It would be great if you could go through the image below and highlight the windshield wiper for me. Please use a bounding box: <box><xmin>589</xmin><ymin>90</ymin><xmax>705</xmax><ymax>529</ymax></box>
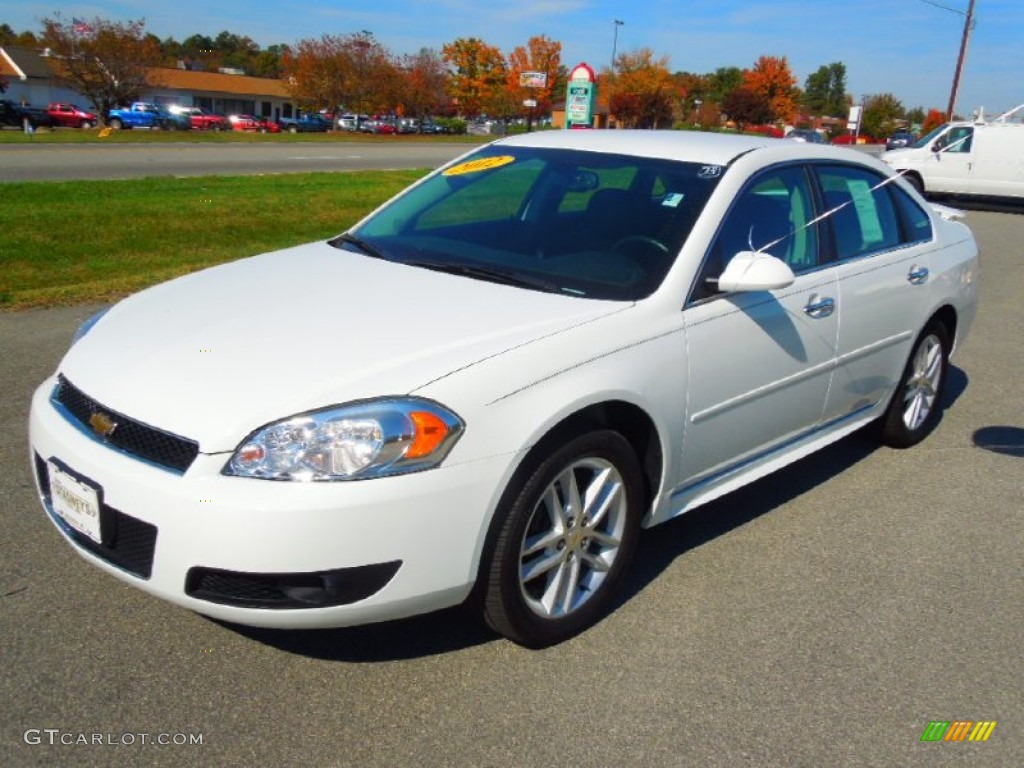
<box><xmin>332</xmin><ymin>232</ymin><xmax>390</xmax><ymax>261</ymax></box>
<box><xmin>404</xmin><ymin>259</ymin><xmax>563</xmax><ymax>293</ymax></box>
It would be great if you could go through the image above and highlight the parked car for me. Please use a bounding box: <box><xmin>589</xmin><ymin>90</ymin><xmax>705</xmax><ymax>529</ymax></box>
<box><xmin>227</xmin><ymin>114</ymin><xmax>260</xmax><ymax>132</ymax></box>
<box><xmin>419</xmin><ymin>120</ymin><xmax>450</xmax><ymax>135</ymax></box>
<box><xmin>257</xmin><ymin>117</ymin><xmax>282</xmax><ymax>134</ymax></box>
<box><xmin>107</xmin><ymin>102</ymin><xmax>187</xmax><ymax>130</ymax></box>
<box><xmin>337</xmin><ymin>114</ymin><xmax>368</xmax><ymax>131</ymax></box>
<box><xmin>886</xmin><ymin>131</ymin><xmax>918</xmax><ymax>150</ymax></box>
<box><xmin>47</xmin><ymin>103</ymin><xmax>99</xmax><ymax>129</ymax></box>
<box><xmin>0</xmin><ymin>99</ymin><xmax>54</xmax><ymax>128</ymax></box>
<box><xmin>786</xmin><ymin>128</ymin><xmax>826</xmax><ymax>144</ymax></box>
<box><xmin>277</xmin><ymin>114</ymin><xmax>331</xmax><ymax>133</ymax></box>
<box><xmin>360</xmin><ymin>118</ymin><xmax>397</xmax><ymax>135</ymax></box>
<box><xmin>29</xmin><ymin>131</ymin><xmax>979</xmax><ymax>648</ymax></box>
<box><xmin>168</xmin><ymin>105</ymin><xmax>226</xmax><ymax>131</ymax></box>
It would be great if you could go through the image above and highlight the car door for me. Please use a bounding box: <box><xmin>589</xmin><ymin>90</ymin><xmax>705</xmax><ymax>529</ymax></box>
<box><xmin>815</xmin><ymin>164</ymin><xmax>935</xmax><ymax>423</ymax></box>
<box><xmin>679</xmin><ymin>164</ymin><xmax>838</xmax><ymax>485</ymax></box>
<box><xmin>926</xmin><ymin>125</ymin><xmax>975</xmax><ymax>194</ymax></box>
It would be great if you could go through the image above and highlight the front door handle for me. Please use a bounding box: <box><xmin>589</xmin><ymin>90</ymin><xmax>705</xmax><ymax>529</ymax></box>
<box><xmin>804</xmin><ymin>295</ymin><xmax>835</xmax><ymax>319</ymax></box>
<box><xmin>907</xmin><ymin>265</ymin><xmax>929</xmax><ymax>285</ymax></box>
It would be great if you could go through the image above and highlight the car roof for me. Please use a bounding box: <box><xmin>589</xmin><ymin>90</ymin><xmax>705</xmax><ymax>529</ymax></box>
<box><xmin>492</xmin><ymin>129</ymin><xmax>889</xmax><ymax>177</ymax></box>
<box><xmin>494</xmin><ymin>129</ymin><xmax>783</xmax><ymax>166</ymax></box>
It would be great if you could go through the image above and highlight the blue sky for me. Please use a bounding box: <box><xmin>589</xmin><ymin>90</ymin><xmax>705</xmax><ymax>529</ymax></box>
<box><xmin>6</xmin><ymin>1</ymin><xmax>1022</xmax><ymax>116</ymax></box>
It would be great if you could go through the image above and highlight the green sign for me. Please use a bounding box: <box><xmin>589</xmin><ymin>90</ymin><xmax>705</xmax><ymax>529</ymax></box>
<box><xmin>566</xmin><ymin>82</ymin><xmax>594</xmax><ymax>127</ymax></box>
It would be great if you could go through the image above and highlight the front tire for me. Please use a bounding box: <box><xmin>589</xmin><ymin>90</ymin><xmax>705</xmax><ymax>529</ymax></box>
<box><xmin>876</xmin><ymin>320</ymin><xmax>950</xmax><ymax>448</ymax></box>
<box><xmin>483</xmin><ymin>430</ymin><xmax>644</xmax><ymax>647</ymax></box>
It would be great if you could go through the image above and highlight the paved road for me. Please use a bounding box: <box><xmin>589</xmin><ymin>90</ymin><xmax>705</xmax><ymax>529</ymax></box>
<box><xmin>0</xmin><ymin>141</ymin><xmax>473</xmax><ymax>181</ymax></box>
<box><xmin>1</xmin><ymin>211</ymin><xmax>1021</xmax><ymax>767</ymax></box>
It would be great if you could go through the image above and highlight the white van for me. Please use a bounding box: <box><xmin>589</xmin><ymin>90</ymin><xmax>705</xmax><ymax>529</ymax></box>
<box><xmin>881</xmin><ymin>104</ymin><xmax>1024</xmax><ymax>201</ymax></box>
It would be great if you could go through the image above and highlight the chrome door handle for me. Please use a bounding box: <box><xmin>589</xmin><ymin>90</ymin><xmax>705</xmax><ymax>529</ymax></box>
<box><xmin>804</xmin><ymin>295</ymin><xmax>835</xmax><ymax>318</ymax></box>
<box><xmin>907</xmin><ymin>265</ymin><xmax>930</xmax><ymax>285</ymax></box>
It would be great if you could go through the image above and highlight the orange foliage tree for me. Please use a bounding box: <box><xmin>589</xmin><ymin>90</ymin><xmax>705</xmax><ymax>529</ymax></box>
<box><xmin>441</xmin><ymin>37</ymin><xmax>506</xmax><ymax>118</ymax></box>
<box><xmin>282</xmin><ymin>32</ymin><xmax>399</xmax><ymax>115</ymax></box>
<box><xmin>608</xmin><ymin>48</ymin><xmax>677</xmax><ymax>128</ymax></box>
<box><xmin>398</xmin><ymin>48</ymin><xmax>449</xmax><ymax>123</ymax></box>
<box><xmin>40</xmin><ymin>14</ymin><xmax>164</xmax><ymax>121</ymax></box>
<box><xmin>743</xmin><ymin>55</ymin><xmax>799</xmax><ymax>123</ymax></box>
<box><xmin>506</xmin><ymin>35</ymin><xmax>562</xmax><ymax>128</ymax></box>
<box><xmin>920</xmin><ymin>108</ymin><xmax>946</xmax><ymax>135</ymax></box>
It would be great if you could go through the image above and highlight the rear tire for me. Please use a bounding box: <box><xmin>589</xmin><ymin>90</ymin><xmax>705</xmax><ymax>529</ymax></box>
<box><xmin>876</xmin><ymin>320</ymin><xmax>950</xmax><ymax>448</ymax></box>
<box><xmin>109</xmin><ymin>118</ymin><xmax>123</xmax><ymax>130</ymax></box>
<box><xmin>483</xmin><ymin>430</ymin><xmax>643</xmax><ymax>647</ymax></box>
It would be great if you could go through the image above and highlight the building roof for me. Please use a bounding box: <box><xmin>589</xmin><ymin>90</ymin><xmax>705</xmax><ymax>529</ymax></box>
<box><xmin>0</xmin><ymin>46</ymin><xmax>291</xmax><ymax>99</ymax></box>
<box><xmin>149</xmin><ymin>67</ymin><xmax>290</xmax><ymax>98</ymax></box>
<box><xmin>1</xmin><ymin>46</ymin><xmax>55</xmax><ymax>80</ymax></box>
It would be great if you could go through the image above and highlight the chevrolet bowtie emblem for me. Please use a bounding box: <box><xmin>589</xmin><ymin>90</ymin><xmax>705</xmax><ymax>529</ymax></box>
<box><xmin>88</xmin><ymin>411</ymin><xmax>118</xmax><ymax>438</ymax></box>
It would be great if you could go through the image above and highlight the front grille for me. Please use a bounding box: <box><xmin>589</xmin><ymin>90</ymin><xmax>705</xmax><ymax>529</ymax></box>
<box><xmin>35</xmin><ymin>453</ymin><xmax>157</xmax><ymax>579</ymax></box>
<box><xmin>53</xmin><ymin>376</ymin><xmax>199</xmax><ymax>473</ymax></box>
<box><xmin>185</xmin><ymin>561</ymin><xmax>402</xmax><ymax>609</ymax></box>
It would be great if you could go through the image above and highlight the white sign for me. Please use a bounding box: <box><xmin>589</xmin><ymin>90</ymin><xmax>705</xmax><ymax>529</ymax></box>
<box><xmin>520</xmin><ymin>72</ymin><xmax>547</xmax><ymax>88</ymax></box>
<box><xmin>523</xmin><ymin>99</ymin><xmax>537</xmax><ymax>108</ymax></box>
<box><xmin>847</xmin><ymin>105</ymin><xmax>863</xmax><ymax>131</ymax></box>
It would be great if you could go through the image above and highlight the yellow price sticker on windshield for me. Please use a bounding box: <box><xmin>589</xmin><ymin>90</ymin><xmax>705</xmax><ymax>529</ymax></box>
<box><xmin>443</xmin><ymin>155</ymin><xmax>516</xmax><ymax>176</ymax></box>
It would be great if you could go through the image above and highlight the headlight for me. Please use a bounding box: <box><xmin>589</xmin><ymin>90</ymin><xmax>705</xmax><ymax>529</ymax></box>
<box><xmin>223</xmin><ymin>398</ymin><xmax>464</xmax><ymax>481</ymax></box>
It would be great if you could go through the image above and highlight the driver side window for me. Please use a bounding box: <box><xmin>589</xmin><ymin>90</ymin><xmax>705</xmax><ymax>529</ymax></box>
<box><xmin>692</xmin><ymin>166</ymin><xmax>819</xmax><ymax>302</ymax></box>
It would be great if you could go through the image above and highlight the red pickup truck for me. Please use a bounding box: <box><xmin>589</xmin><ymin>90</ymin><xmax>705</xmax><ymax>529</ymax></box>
<box><xmin>168</xmin><ymin>105</ymin><xmax>227</xmax><ymax>131</ymax></box>
<box><xmin>48</xmin><ymin>103</ymin><xmax>98</xmax><ymax>128</ymax></box>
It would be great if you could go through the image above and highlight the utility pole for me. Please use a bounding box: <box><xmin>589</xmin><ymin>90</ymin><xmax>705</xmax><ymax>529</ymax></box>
<box><xmin>946</xmin><ymin>0</ymin><xmax>976</xmax><ymax>120</ymax></box>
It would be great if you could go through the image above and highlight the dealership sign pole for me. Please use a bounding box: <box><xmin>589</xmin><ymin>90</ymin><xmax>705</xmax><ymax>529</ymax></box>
<box><xmin>520</xmin><ymin>71</ymin><xmax>547</xmax><ymax>132</ymax></box>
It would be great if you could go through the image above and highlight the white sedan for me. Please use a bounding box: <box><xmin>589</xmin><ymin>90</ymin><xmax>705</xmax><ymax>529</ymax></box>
<box><xmin>29</xmin><ymin>130</ymin><xmax>979</xmax><ymax>647</ymax></box>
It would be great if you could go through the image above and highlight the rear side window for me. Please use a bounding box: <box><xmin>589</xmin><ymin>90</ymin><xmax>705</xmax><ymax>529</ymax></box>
<box><xmin>891</xmin><ymin>184</ymin><xmax>933</xmax><ymax>244</ymax></box>
<box><xmin>815</xmin><ymin>166</ymin><xmax>901</xmax><ymax>260</ymax></box>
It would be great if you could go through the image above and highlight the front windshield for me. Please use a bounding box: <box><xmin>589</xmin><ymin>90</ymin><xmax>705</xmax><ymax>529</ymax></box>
<box><xmin>339</xmin><ymin>146</ymin><xmax>723</xmax><ymax>301</ymax></box>
<box><xmin>913</xmin><ymin>123</ymin><xmax>949</xmax><ymax>149</ymax></box>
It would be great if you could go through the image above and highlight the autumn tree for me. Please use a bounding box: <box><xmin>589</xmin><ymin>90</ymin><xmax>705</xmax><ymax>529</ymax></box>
<box><xmin>608</xmin><ymin>48</ymin><xmax>676</xmax><ymax>129</ymax></box>
<box><xmin>283</xmin><ymin>32</ymin><xmax>399</xmax><ymax>115</ymax></box>
<box><xmin>919</xmin><ymin>108</ymin><xmax>946</xmax><ymax>135</ymax></box>
<box><xmin>861</xmin><ymin>92</ymin><xmax>904</xmax><ymax>139</ymax></box>
<box><xmin>398</xmin><ymin>48</ymin><xmax>449</xmax><ymax>126</ymax></box>
<box><xmin>441</xmin><ymin>37</ymin><xmax>506</xmax><ymax>118</ymax></box>
<box><xmin>506</xmin><ymin>35</ymin><xmax>562</xmax><ymax>129</ymax></box>
<box><xmin>722</xmin><ymin>88</ymin><xmax>772</xmax><ymax>131</ymax></box>
<box><xmin>705</xmin><ymin>66</ymin><xmax>744</xmax><ymax>105</ymax></box>
<box><xmin>802</xmin><ymin>62</ymin><xmax>847</xmax><ymax>117</ymax></box>
<box><xmin>40</xmin><ymin>15</ymin><xmax>165</xmax><ymax>122</ymax></box>
<box><xmin>743</xmin><ymin>55</ymin><xmax>798</xmax><ymax>123</ymax></box>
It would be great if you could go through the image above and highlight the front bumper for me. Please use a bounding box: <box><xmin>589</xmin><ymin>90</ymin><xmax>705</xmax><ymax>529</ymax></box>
<box><xmin>29</xmin><ymin>377</ymin><xmax>511</xmax><ymax>629</ymax></box>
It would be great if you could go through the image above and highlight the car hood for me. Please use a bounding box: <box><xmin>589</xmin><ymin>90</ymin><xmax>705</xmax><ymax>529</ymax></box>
<box><xmin>60</xmin><ymin>242</ymin><xmax>626</xmax><ymax>452</ymax></box>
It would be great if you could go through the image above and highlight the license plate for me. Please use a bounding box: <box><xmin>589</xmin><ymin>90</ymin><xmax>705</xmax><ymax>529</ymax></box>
<box><xmin>47</xmin><ymin>461</ymin><xmax>102</xmax><ymax>544</ymax></box>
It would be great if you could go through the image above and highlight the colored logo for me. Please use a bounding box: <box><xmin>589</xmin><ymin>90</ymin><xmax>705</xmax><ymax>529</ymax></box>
<box><xmin>88</xmin><ymin>411</ymin><xmax>118</xmax><ymax>438</ymax></box>
<box><xmin>920</xmin><ymin>720</ymin><xmax>997</xmax><ymax>742</ymax></box>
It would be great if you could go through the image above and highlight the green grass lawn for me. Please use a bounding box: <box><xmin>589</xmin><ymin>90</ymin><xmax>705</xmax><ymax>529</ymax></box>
<box><xmin>0</xmin><ymin>170</ymin><xmax>427</xmax><ymax>309</ymax></box>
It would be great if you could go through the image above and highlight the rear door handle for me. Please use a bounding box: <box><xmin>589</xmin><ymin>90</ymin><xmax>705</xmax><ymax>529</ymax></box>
<box><xmin>804</xmin><ymin>295</ymin><xmax>835</xmax><ymax>318</ymax></box>
<box><xmin>907</xmin><ymin>265</ymin><xmax>929</xmax><ymax>285</ymax></box>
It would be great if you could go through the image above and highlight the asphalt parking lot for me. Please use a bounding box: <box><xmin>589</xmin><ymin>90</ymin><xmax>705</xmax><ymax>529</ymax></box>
<box><xmin>1</xmin><ymin>208</ymin><xmax>1021</xmax><ymax>767</ymax></box>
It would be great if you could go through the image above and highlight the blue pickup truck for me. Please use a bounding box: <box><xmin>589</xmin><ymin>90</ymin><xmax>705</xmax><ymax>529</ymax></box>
<box><xmin>276</xmin><ymin>114</ymin><xmax>331</xmax><ymax>133</ymax></box>
<box><xmin>107</xmin><ymin>102</ymin><xmax>190</xmax><ymax>130</ymax></box>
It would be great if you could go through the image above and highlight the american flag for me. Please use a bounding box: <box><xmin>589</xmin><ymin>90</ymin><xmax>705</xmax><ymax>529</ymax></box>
<box><xmin>72</xmin><ymin>18</ymin><xmax>92</xmax><ymax>36</ymax></box>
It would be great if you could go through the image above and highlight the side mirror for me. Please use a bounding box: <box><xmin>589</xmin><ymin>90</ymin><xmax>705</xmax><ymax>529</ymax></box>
<box><xmin>717</xmin><ymin>251</ymin><xmax>796</xmax><ymax>293</ymax></box>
